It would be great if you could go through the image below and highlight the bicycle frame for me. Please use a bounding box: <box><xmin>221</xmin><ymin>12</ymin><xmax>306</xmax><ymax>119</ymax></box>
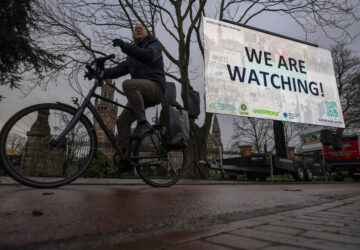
<box><xmin>53</xmin><ymin>79</ymin><xmax>164</xmax><ymax>163</ymax></box>
<box><xmin>52</xmin><ymin>79</ymin><xmax>127</xmax><ymax>154</ymax></box>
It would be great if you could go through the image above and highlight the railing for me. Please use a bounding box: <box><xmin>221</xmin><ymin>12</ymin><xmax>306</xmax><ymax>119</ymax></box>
<box><xmin>3</xmin><ymin>141</ymin><xmax>185</xmax><ymax>177</ymax></box>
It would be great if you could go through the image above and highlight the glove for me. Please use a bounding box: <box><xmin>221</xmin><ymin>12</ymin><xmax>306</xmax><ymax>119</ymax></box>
<box><xmin>84</xmin><ymin>71</ymin><xmax>94</xmax><ymax>80</ymax></box>
<box><xmin>112</xmin><ymin>39</ymin><xmax>125</xmax><ymax>47</ymax></box>
<box><xmin>84</xmin><ymin>66</ymin><xmax>96</xmax><ymax>80</ymax></box>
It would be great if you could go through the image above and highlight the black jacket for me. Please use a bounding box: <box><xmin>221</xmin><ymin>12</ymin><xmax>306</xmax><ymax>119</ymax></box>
<box><xmin>103</xmin><ymin>35</ymin><xmax>166</xmax><ymax>92</ymax></box>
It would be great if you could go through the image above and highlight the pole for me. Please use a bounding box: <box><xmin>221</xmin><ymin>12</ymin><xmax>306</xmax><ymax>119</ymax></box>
<box><xmin>219</xmin><ymin>143</ymin><xmax>223</xmax><ymax>168</ymax></box>
<box><xmin>273</xmin><ymin>120</ymin><xmax>287</xmax><ymax>158</ymax></box>
<box><xmin>210</xmin><ymin>134</ymin><xmax>226</xmax><ymax>179</ymax></box>
<box><xmin>270</xmin><ymin>154</ymin><xmax>274</xmax><ymax>182</ymax></box>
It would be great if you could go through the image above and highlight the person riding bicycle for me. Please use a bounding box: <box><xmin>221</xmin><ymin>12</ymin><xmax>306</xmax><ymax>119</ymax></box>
<box><xmin>102</xmin><ymin>24</ymin><xmax>166</xmax><ymax>154</ymax></box>
<box><xmin>1</xmin><ymin>25</ymin><xmax>186</xmax><ymax>187</ymax></box>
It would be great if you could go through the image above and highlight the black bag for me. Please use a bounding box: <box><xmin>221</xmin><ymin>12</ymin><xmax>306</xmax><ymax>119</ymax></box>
<box><xmin>160</xmin><ymin>104</ymin><xmax>190</xmax><ymax>149</ymax></box>
<box><xmin>187</xmin><ymin>90</ymin><xmax>200</xmax><ymax>119</ymax></box>
<box><xmin>162</xmin><ymin>82</ymin><xmax>177</xmax><ymax>106</ymax></box>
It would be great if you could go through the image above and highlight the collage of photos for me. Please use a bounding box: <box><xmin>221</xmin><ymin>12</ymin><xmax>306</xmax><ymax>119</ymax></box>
<box><xmin>204</xmin><ymin>17</ymin><xmax>344</xmax><ymax>128</ymax></box>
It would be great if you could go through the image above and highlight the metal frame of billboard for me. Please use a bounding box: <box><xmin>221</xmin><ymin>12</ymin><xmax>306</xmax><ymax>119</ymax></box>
<box><xmin>222</xmin><ymin>19</ymin><xmax>319</xmax><ymax>48</ymax></box>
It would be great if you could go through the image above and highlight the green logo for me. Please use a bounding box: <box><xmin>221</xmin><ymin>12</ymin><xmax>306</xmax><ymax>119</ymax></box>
<box><xmin>253</xmin><ymin>109</ymin><xmax>279</xmax><ymax>116</ymax></box>
<box><xmin>239</xmin><ymin>104</ymin><xmax>249</xmax><ymax>115</ymax></box>
<box><xmin>208</xmin><ymin>103</ymin><xmax>216</xmax><ymax>111</ymax></box>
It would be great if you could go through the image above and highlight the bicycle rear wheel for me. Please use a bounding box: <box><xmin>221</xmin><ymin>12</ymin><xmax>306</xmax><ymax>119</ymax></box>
<box><xmin>0</xmin><ymin>103</ymin><xmax>97</xmax><ymax>188</ymax></box>
<box><xmin>134</xmin><ymin>128</ymin><xmax>186</xmax><ymax>187</ymax></box>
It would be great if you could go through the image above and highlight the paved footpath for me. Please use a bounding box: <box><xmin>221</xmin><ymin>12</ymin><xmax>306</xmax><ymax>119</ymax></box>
<box><xmin>0</xmin><ymin>179</ymin><xmax>359</xmax><ymax>250</ymax></box>
<box><xmin>114</xmin><ymin>195</ymin><xmax>360</xmax><ymax>250</ymax></box>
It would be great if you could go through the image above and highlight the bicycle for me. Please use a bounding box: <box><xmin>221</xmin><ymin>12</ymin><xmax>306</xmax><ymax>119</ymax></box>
<box><xmin>0</xmin><ymin>54</ymin><xmax>186</xmax><ymax>188</ymax></box>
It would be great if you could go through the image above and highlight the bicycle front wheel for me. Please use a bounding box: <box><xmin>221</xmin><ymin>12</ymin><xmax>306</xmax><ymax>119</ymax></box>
<box><xmin>0</xmin><ymin>103</ymin><xmax>97</xmax><ymax>188</ymax></box>
<box><xmin>134</xmin><ymin>128</ymin><xmax>186</xmax><ymax>187</ymax></box>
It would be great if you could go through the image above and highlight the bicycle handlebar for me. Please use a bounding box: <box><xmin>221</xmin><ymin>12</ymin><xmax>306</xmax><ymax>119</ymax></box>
<box><xmin>84</xmin><ymin>54</ymin><xmax>116</xmax><ymax>81</ymax></box>
<box><xmin>94</xmin><ymin>54</ymin><xmax>116</xmax><ymax>66</ymax></box>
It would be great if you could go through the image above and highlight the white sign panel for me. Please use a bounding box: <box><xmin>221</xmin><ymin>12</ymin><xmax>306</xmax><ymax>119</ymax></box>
<box><xmin>204</xmin><ymin>17</ymin><xmax>345</xmax><ymax>128</ymax></box>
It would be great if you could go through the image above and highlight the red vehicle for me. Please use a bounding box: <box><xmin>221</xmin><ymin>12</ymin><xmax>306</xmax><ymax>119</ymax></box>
<box><xmin>301</xmin><ymin>128</ymin><xmax>360</xmax><ymax>181</ymax></box>
<box><xmin>323</xmin><ymin>135</ymin><xmax>360</xmax><ymax>160</ymax></box>
<box><xmin>323</xmin><ymin>135</ymin><xmax>360</xmax><ymax>181</ymax></box>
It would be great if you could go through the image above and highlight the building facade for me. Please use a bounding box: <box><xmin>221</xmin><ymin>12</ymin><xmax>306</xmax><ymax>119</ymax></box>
<box><xmin>207</xmin><ymin>114</ymin><xmax>222</xmax><ymax>161</ymax></box>
<box><xmin>93</xmin><ymin>80</ymin><xmax>118</xmax><ymax>158</ymax></box>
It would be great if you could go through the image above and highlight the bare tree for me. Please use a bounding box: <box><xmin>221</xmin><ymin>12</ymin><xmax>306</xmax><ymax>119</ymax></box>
<box><xmin>6</xmin><ymin>133</ymin><xmax>27</xmax><ymax>153</ymax></box>
<box><xmin>23</xmin><ymin>0</ymin><xmax>359</xmax><ymax>176</ymax></box>
<box><xmin>231</xmin><ymin>118</ymin><xmax>306</xmax><ymax>155</ymax></box>
<box><xmin>331</xmin><ymin>43</ymin><xmax>360</xmax><ymax>135</ymax></box>
<box><xmin>282</xmin><ymin>122</ymin><xmax>307</xmax><ymax>155</ymax></box>
<box><xmin>217</xmin><ymin>0</ymin><xmax>359</xmax><ymax>42</ymax></box>
<box><xmin>231</xmin><ymin>117</ymin><xmax>273</xmax><ymax>154</ymax></box>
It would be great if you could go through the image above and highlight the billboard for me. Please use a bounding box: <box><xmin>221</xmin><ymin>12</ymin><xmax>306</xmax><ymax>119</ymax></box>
<box><xmin>204</xmin><ymin>17</ymin><xmax>345</xmax><ymax>128</ymax></box>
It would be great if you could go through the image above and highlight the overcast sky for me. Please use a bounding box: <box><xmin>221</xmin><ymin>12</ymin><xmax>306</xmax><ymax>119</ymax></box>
<box><xmin>1</xmin><ymin>7</ymin><xmax>360</xmax><ymax>150</ymax></box>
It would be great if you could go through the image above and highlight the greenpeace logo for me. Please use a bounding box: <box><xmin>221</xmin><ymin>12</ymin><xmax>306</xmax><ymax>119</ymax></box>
<box><xmin>253</xmin><ymin>109</ymin><xmax>279</xmax><ymax>116</ymax></box>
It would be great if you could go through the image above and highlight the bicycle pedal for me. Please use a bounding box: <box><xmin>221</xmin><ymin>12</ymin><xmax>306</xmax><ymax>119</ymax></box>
<box><xmin>113</xmin><ymin>152</ymin><xmax>122</xmax><ymax>166</ymax></box>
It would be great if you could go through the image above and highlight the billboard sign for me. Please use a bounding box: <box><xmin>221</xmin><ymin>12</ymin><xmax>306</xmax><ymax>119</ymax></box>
<box><xmin>204</xmin><ymin>17</ymin><xmax>345</xmax><ymax>128</ymax></box>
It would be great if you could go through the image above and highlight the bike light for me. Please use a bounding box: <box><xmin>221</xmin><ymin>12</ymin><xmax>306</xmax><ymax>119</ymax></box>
<box><xmin>71</xmin><ymin>97</ymin><xmax>79</xmax><ymax>107</ymax></box>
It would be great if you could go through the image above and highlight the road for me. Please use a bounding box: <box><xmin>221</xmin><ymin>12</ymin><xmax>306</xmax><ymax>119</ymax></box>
<box><xmin>0</xmin><ymin>179</ymin><xmax>359</xmax><ymax>249</ymax></box>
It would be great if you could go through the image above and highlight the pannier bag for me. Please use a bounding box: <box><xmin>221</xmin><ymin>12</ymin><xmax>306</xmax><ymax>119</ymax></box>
<box><xmin>160</xmin><ymin>104</ymin><xmax>190</xmax><ymax>149</ymax></box>
<box><xmin>187</xmin><ymin>90</ymin><xmax>200</xmax><ymax>119</ymax></box>
<box><xmin>162</xmin><ymin>82</ymin><xmax>177</xmax><ymax>106</ymax></box>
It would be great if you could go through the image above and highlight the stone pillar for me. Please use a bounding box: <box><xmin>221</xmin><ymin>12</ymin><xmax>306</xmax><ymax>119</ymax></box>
<box><xmin>22</xmin><ymin>109</ymin><xmax>68</xmax><ymax>177</ymax></box>
<box><xmin>21</xmin><ymin>109</ymin><xmax>53</xmax><ymax>176</ymax></box>
<box><xmin>239</xmin><ymin>145</ymin><xmax>252</xmax><ymax>156</ymax></box>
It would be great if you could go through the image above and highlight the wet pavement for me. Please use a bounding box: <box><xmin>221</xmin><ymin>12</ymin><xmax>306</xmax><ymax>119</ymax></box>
<box><xmin>0</xmin><ymin>178</ymin><xmax>359</xmax><ymax>249</ymax></box>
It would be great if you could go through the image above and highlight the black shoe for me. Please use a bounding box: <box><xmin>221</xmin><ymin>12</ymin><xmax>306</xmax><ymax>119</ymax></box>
<box><xmin>107</xmin><ymin>152</ymin><xmax>132</xmax><ymax>177</ymax></box>
<box><xmin>107</xmin><ymin>161</ymin><xmax>133</xmax><ymax>177</ymax></box>
<box><xmin>129</xmin><ymin>121</ymin><xmax>151</xmax><ymax>139</ymax></box>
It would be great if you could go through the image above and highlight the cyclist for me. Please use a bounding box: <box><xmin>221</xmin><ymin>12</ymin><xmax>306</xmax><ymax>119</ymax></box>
<box><xmin>101</xmin><ymin>24</ymin><xmax>166</xmax><ymax>156</ymax></box>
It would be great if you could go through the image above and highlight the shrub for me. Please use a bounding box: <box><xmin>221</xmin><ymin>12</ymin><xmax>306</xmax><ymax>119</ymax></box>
<box><xmin>80</xmin><ymin>150</ymin><xmax>114</xmax><ymax>178</ymax></box>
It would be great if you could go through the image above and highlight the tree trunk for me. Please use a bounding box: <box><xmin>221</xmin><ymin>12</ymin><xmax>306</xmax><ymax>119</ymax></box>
<box><xmin>184</xmin><ymin>113</ymin><xmax>213</xmax><ymax>179</ymax></box>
